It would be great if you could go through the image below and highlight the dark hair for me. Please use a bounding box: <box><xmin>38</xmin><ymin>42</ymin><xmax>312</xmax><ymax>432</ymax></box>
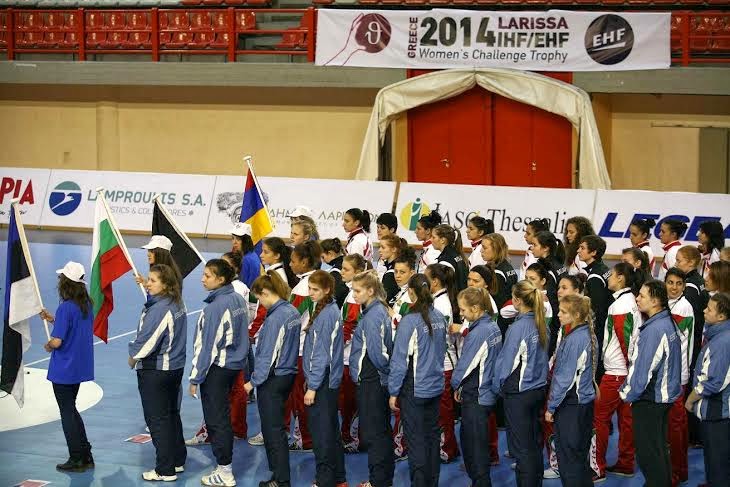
<box><xmin>149</xmin><ymin>264</ymin><xmax>183</xmax><ymax>305</ymax></box>
<box><xmin>320</xmin><ymin>238</ymin><xmax>344</xmax><ymax>255</ymax></box>
<box><xmin>643</xmin><ymin>280</ymin><xmax>669</xmax><ymax>310</ymax></box>
<box><xmin>622</xmin><ymin>247</ymin><xmax>651</xmax><ymax>274</ymax></box>
<box><xmin>408</xmin><ymin>274</ymin><xmax>435</xmax><ymax>335</ymax></box>
<box><xmin>394</xmin><ymin>246</ymin><xmax>417</xmax><ymax>270</ymax></box>
<box><xmin>613</xmin><ymin>262</ymin><xmax>647</xmax><ymax>295</ymax></box>
<box><xmin>251</xmin><ymin>270</ymin><xmax>291</xmax><ymax>301</ymax></box>
<box><xmin>470</xmin><ymin>264</ymin><xmax>500</xmax><ymax>296</ymax></box>
<box><xmin>708</xmin><ymin>261</ymin><xmax>730</xmax><ymax>294</ymax></box>
<box><xmin>205</xmin><ymin>258</ymin><xmax>236</xmax><ymax>285</ymax></box>
<box><xmin>665</xmin><ymin>267</ymin><xmax>687</xmax><ymax>283</ymax></box>
<box><xmin>468</xmin><ymin>216</ymin><xmax>494</xmax><ymax>239</ymax></box>
<box><xmin>661</xmin><ymin>218</ymin><xmax>688</xmax><ymax>240</ymax></box>
<box><xmin>534</xmin><ymin>231</ymin><xmax>566</xmax><ymax>263</ymax></box>
<box><xmin>232</xmin><ymin>234</ymin><xmax>255</xmax><ymax>255</ymax></box>
<box><xmin>346</xmin><ymin>208</ymin><xmax>371</xmax><ymax>233</ymax></box>
<box><xmin>564</xmin><ymin>216</ymin><xmax>595</xmax><ymax>267</ymax></box>
<box><xmin>149</xmin><ymin>248</ymin><xmax>182</xmax><ymax>285</ymax></box>
<box><xmin>58</xmin><ymin>274</ymin><xmax>91</xmax><ymax>317</ymax></box>
<box><xmin>559</xmin><ymin>274</ymin><xmax>586</xmax><ymax>294</ymax></box>
<box><xmin>380</xmin><ymin>234</ymin><xmax>408</xmax><ymax>260</ymax></box>
<box><xmin>292</xmin><ymin>240</ymin><xmax>322</xmax><ymax>272</ymax></box>
<box><xmin>433</xmin><ymin>224</ymin><xmax>466</xmax><ymax>263</ymax></box>
<box><xmin>263</xmin><ymin>237</ymin><xmax>299</xmax><ymax>288</ymax></box>
<box><xmin>527</xmin><ymin>218</ymin><xmax>550</xmax><ymax>233</ymax></box>
<box><xmin>631</xmin><ymin>218</ymin><xmax>656</xmax><ymax>240</ymax></box>
<box><xmin>222</xmin><ymin>251</ymin><xmax>242</xmax><ymax>274</ymax></box>
<box><xmin>710</xmin><ymin>293</ymin><xmax>730</xmax><ymax>319</ymax></box>
<box><xmin>699</xmin><ymin>220</ymin><xmax>725</xmax><ymax>253</ymax></box>
<box><xmin>418</xmin><ymin>210</ymin><xmax>442</xmax><ymax>231</ymax></box>
<box><xmin>526</xmin><ymin>262</ymin><xmax>549</xmax><ymax>284</ymax></box>
<box><xmin>580</xmin><ymin>235</ymin><xmax>607</xmax><ymax>260</ymax></box>
<box><xmin>376</xmin><ymin>213</ymin><xmax>398</xmax><ymax>232</ymax></box>
<box><xmin>426</xmin><ymin>263</ymin><xmax>459</xmax><ymax>325</ymax></box>
<box><xmin>308</xmin><ymin>270</ymin><xmax>335</xmax><ymax>326</ymax></box>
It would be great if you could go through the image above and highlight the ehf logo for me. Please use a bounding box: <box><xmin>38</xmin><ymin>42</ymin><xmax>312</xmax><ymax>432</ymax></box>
<box><xmin>48</xmin><ymin>181</ymin><xmax>82</xmax><ymax>216</ymax></box>
<box><xmin>585</xmin><ymin>14</ymin><xmax>634</xmax><ymax>65</ymax></box>
<box><xmin>400</xmin><ymin>198</ymin><xmax>431</xmax><ymax>231</ymax></box>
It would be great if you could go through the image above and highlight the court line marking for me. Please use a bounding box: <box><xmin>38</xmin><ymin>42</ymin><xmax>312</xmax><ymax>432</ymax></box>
<box><xmin>24</xmin><ymin>308</ymin><xmax>203</xmax><ymax>367</ymax></box>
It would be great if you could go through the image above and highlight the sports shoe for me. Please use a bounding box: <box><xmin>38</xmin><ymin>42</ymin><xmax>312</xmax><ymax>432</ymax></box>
<box><xmin>185</xmin><ymin>434</ymin><xmax>210</xmax><ymax>446</ymax></box>
<box><xmin>510</xmin><ymin>462</ymin><xmax>516</xmax><ymax>470</ymax></box>
<box><xmin>248</xmin><ymin>432</ymin><xmax>265</xmax><ymax>446</ymax></box>
<box><xmin>201</xmin><ymin>466</ymin><xmax>236</xmax><ymax>486</ymax></box>
<box><xmin>504</xmin><ymin>449</ymin><xmax>513</xmax><ymax>458</ymax></box>
<box><xmin>175</xmin><ymin>466</ymin><xmax>185</xmax><ymax>473</ymax></box>
<box><xmin>288</xmin><ymin>441</ymin><xmax>313</xmax><ymax>453</ymax></box>
<box><xmin>56</xmin><ymin>457</ymin><xmax>88</xmax><ymax>472</ymax></box>
<box><xmin>593</xmin><ymin>475</ymin><xmax>607</xmax><ymax>483</ymax></box>
<box><xmin>142</xmin><ymin>470</ymin><xmax>177</xmax><ymax>482</ymax></box>
<box><xmin>83</xmin><ymin>451</ymin><xmax>95</xmax><ymax>468</ymax></box>
<box><xmin>259</xmin><ymin>480</ymin><xmax>279</xmax><ymax>487</ymax></box>
<box><xmin>343</xmin><ymin>441</ymin><xmax>359</xmax><ymax>454</ymax></box>
<box><xmin>357</xmin><ymin>482</ymin><xmax>374</xmax><ymax>487</ymax></box>
<box><xmin>543</xmin><ymin>467</ymin><xmax>560</xmax><ymax>479</ymax></box>
<box><xmin>606</xmin><ymin>465</ymin><xmax>634</xmax><ymax>477</ymax></box>
<box><xmin>336</xmin><ymin>483</ymin><xmax>348</xmax><ymax>487</ymax></box>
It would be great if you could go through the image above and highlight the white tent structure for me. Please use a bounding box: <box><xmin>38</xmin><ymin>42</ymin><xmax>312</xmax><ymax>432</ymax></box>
<box><xmin>355</xmin><ymin>68</ymin><xmax>612</xmax><ymax>189</ymax></box>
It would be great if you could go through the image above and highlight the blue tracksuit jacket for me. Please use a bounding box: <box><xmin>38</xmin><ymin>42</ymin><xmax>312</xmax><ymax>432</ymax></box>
<box><xmin>450</xmin><ymin>314</ymin><xmax>502</xmax><ymax>407</ymax></box>
<box><xmin>129</xmin><ymin>295</ymin><xmax>187</xmax><ymax>371</ymax></box>
<box><xmin>691</xmin><ymin>319</ymin><xmax>730</xmax><ymax>420</ymax></box>
<box><xmin>302</xmin><ymin>300</ymin><xmax>344</xmax><ymax>391</ymax></box>
<box><xmin>547</xmin><ymin>323</ymin><xmax>596</xmax><ymax>413</ymax></box>
<box><xmin>251</xmin><ymin>299</ymin><xmax>301</xmax><ymax>387</ymax></box>
<box><xmin>349</xmin><ymin>299</ymin><xmax>393</xmax><ymax>386</ymax></box>
<box><xmin>494</xmin><ymin>312</ymin><xmax>549</xmax><ymax>394</ymax></box>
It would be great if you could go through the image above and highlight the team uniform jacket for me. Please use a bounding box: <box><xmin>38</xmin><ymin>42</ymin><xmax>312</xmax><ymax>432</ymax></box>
<box><xmin>658</xmin><ymin>240</ymin><xmax>683</xmax><ymax>281</ymax></box>
<box><xmin>602</xmin><ymin>288</ymin><xmax>642</xmax><ymax>376</ymax></box>
<box><xmin>547</xmin><ymin>323</ymin><xmax>596</xmax><ymax>413</ymax></box>
<box><xmin>418</xmin><ymin>240</ymin><xmax>440</xmax><ymax>273</ymax></box>
<box><xmin>493</xmin><ymin>259</ymin><xmax>518</xmax><ymax>310</ymax></box>
<box><xmin>381</xmin><ymin>259</ymin><xmax>399</xmax><ymax>304</ymax></box>
<box><xmin>341</xmin><ymin>286</ymin><xmax>361</xmax><ymax>366</ymax></box>
<box><xmin>584</xmin><ymin>259</ymin><xmax>613</xmax><ymax>354</ymax></box>
<box><xmin>129</xmin><ymin>295</ymin><xmax>187</xmax><ymax>371</ymax></box>
<box><xmin>349</xmin><ymin>300</ymin><xmax>393</xmax><ymax>386</ymax></box>
<box><xmin>539</xmin><ymin>255</ymin><xmax>567</xmax><ymax>355</ymax></box>
<box><xmin>451</xmin><ymin>315</ymin><xmax>502</xmax><ymax>407</ymax></box>
<box><xmin>436</xmin><ymin>245</ymin><xmax>469</xmax><ymax>292</ymax></box>
<box><xmin>326</xmin><ymin>255</ymin><xmax>349</xmax><ymax>308</ymax></box>
<box><xmin>190</xmin><ymin>284</ymin><xmax>249</xmax><ymax>385</ymax></box>
<box><xmin>290</xmin><ymin>270</ymin><xmax>316</xmax><ymax>356</ymax></box>
<box><xmin>433</xmin><ymin>289</ymin><xmax>457</xmax><ymax>371</ymax></box>
<box><xmin>568</xmin><ymin>254</ymin><xmax>588</xmax><ymax>276</ymax></box>
<box><xmin>468</xmin><ymin>240</ymin><xmax>486</xmax><ymax>269</ymax></box>
<box><xmin>520</xmin><ymin>246</ymin><xmax>538</xmax><ymax>280</ymax></box>
<box><xmin>669</xmin><ymin>296</ymin><xmax>695</xmax><ymax>385</ymax></box>
<box><xmin>250</xmin><ymin>299</ymin><xmax>301</xmax><ymax>387</ymax></box>
<box><xmin>684</xmin><ymin>269</ymin><xmax>708</xmax><ymax>360</ymax></box>
<box><xmin>302</xmin><ymin>300</ymin><xmax>344</xmax><ymax>390</ymax></box>
<box><xmin>619</xmin><ymin>309</ymin><xmax>681</xmax><ymax>404</ymax></box>
<box><xmin>346</xmin><ymin>228</ymin><xmax>372</xmax><ymax>260</ymax></box>
<box><xmin>499</xmin><ymin>291</ymin><xmax>553</xmax><ymax>334</ymax></box>
<box><xmin>690</xmin><ymin>319</ymin><xmax>730</xmax><ymax>421</ymax></box>
<box><xmin>636</xmin><ymin>241</ymin><xmax>656</xmax><ymax>276</ymax></box>
<box><xmin>494</xmin><ymin>311</ymin><xmax>549</xmax><ymax>394</ymax></box>
<box><xmin>248</xmin><ymin>263</ymin><xmax>294</xmax><ymax>341</ymax></box>
<box><xmin>388</xmin><ymin>307</ymin><xmax>447</xmax><ymax>399</ymax></box>
<box><xmin>701</xmin><ymin>248</ymin><xmax>721</xmax><ymax>281</ymax></box>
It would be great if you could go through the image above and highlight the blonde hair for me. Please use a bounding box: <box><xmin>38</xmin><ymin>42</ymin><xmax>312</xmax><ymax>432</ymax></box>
<box><xmin>677</xmin><ymin>245</ymin><xmax>702</xmax><ymax>267</ymax></box>
<box><xmin>458</xmin><ymin>287</ymin><xmax>494</xmax><ymax>316</ymax></box>
<box><xmin>482</xmin><ymin>233</ymin><xmax>509</xmax><ymax>263</ymax></box>
<box><xmin>560</xmin><ymin>294</ymin><xmax>600</xmax><ymax>399</ymax></box>
<box><xmin>512</xmin><ymin>280</ymin><xmax>547</xmax><ymax>349</ymax></box>
<box><xmin>291</xmin><ymin>219</ymin><xmax>319</xmax><ymax>240</ymax></box>
<box><xmin>352</xmin><ymin>270</ymin><xmax>388</xmax><ymax>308</ymax></box>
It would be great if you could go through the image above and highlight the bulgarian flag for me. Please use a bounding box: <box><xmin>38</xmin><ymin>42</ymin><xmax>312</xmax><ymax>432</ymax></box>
<box><xmin>90</xmin><ymin>195</ymin><xmax>133</xmax><ymax>342</ymax></box>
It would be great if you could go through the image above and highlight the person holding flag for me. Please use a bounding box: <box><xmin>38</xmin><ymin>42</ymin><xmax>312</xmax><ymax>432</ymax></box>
<box><xmin>152</xmin><ymin>196</ymin><xmax>204</xmax><ymax>280</ymax></box>
<box><xmin>230</xmin><ymin>223</ymin><xmax>262</xmax><ymax>290</ymax></box>
<box><xmin>134</xmin><ymin>235</ymin><xmax>183</xmax><ymax>288</ymax></box>
<box><xmin>240</xmin><ymin>156</ymin><xmax>274</xmax><ymax>255</ymax></box>
<box><xmin>40</xmin><ymin>262</ymin><xmax>95</xmax><ymax>473</ymax></box>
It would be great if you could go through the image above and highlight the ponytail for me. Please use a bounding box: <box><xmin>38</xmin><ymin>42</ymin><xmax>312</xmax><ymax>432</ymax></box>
<box><xmin>308</xmin><ymin>270</ymin><xmax>335</xmax><ymax>326</ymax></box>
<box><xmin>560</xmin><ymin>294</ymin><xmax>599</xmax><ymax>399</ymax></box>
<box><xmin>352</xmin><ymin>270</ymin><xmax>388</xmax><ymax>308</ymax></box>
<box><xmin>434</xmin><ymin>224</ymin><xmax>467</xmax><ymax>263</ymax></box>
<box><xmin>662</xmin><ymin>218</ymin><xmax>688</xmax><ymax>240</ymax></box>
<box><xmin>535</xmin><ymin>231</ymin><xmax>566</xmax><ymax>264</ymax></box>
<box><xmin>458</xmin><ymin>287</ymin><xmax>494</xmax><ymax>316</ymax></box>
<box><xmin>427</xmin><ymin>263</ymin><xmax>460</xmax><ymax>324</ymax></box>
<box><xmin>346</xmin><ymin>208</ymin><xmax>371</xmax><ymax>233</ymax></box>
<box><xmin>513</xmin><ymin>280</ymin><xmax>547</xmax><ymax>350</ymax></box>
<box><xmin>292</xmin><ymin>240</ymin><xmax>322</xmax><ymax>272</ymax></box>
<box><xmin>251</xmin><ymin>270</ymin><xmax>292</xmax><ymax>301</ymax></box>
<box><xmin>408</xmin><ymin>274</ymin><xmax>434</xmax><ymax>335</ymax></box>
<box><xmin>613</xmin><ymin>262</ymin><xmax>647</xmax><ymax>296</ymax></box>
<box><xmin>470</xmin><ymin>264</ymin><xmax>500</xmax><ymax>297</ymax></box>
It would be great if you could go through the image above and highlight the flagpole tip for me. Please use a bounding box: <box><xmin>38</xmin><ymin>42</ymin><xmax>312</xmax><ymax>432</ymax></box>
<box><xmin>95</xmin><ymin>187</ymin><xmax>105</xmax><ymax>193</ymax></box>
<box><xmin>243</xmin><ymin>155</ymin><xmax>252</xmax><ymax>163</ymax></box>
<box><xmin>10</xmin><ymin>197</ymin><xmax>21</xmax><ymax>205</ymax></box>
<box><xmin>152</xmin><ymin>194</ymin><xmax>161</xmax><ymax>201</ymax></box>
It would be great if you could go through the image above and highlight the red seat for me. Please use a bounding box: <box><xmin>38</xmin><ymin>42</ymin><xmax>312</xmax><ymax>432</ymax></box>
<box><xmin>17</xmin><ymin>32</ymin><xmax>43</xmax><ymax>47</ymax></box>
<box><xmin>86</xmin><ymin>12</ymin><xmax>104</xmax><ymax>32</ymax></box>
<box><xmin>46</xmin><ymin>12</ymin><xmax>65</xmax><ymax>31</ymax></box>
<box><xmin>125</xmin><ymin>31</ymin><xmax>151</xmax><ymax>48</ymax></box>
<box><xmin>276</xmin><ymin>31</ymin><xmax>304</xmax><ymax>49</ymax></box>
<box><xmin>189</xmin><ymin>32</ymin><xmax>214</xmax><ymax>48</ymax></box>
<box><xmin>61</xmin><ymin>31</ymin><xmax>79</xmax><ymax>48</ymax></box>
<box><xmin>18</xmin><ymin>12</ymin><xmax>41</xmax><ymax>31</ymax></box>
<box><xmin>670</xmin><ymin>15</ymin><xmax>682</xmax><ymax>52</ymax></box>
<box><xmin>102</xmin><ymin>31</ymin><xmax>126</xmax><ymax>48</ymax></box>
<box><xmin>191</xmin><ymin>11</ymin><xmax>212</xmax><ymax>30</ymax></box>
<box><xmin>236</xmin><ymin>11</ymin><xmax>256</xmax><ymax>31</ymax></box>
<box><xmin>106</xmin><ymin>12</ymin><xmax>126</xmax><ymax>31</ymax></box>
<box><xmin>0</xmin><ymin>14</ymin><xmax>7</xmax><ymax>48</ymax></box>
<box><xmin>128</xmin><ymin>12</ymin><xmax>149</xmax><ymax>30</ymax></box>
<box><xmin>160</xmin><ymin>11</ymin><xmax>190</xmax><ymax>47</ymax></box>
<box><xmin>210</xmin><ymin>32</ymin><xmax>230</xmax><ymax>48</ymax></box>
<box><xmin>710</xmin><ymin>18</ymin><xmax>730</xmax><ymax>52</ymax></box>
<box><xmin>86</xmin><ymin>32</ymin><xmax>107</xmax><ymax>48</ymax></box>
<box><xmin>246</xmin><ymin>0</ymin><xmax>270</xmax><ymax>5</ymax></box>
<box><xmin>690</xmin><ymin>15</ymin><xmax>712</xmax><ymax>52</ymax></box>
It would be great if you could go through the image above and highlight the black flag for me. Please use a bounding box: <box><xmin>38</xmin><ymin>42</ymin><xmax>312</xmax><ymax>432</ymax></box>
<box><xmin>152</xmin><ymin>200</ymin><xmax>203</xmax><ymax>279</ymax></box>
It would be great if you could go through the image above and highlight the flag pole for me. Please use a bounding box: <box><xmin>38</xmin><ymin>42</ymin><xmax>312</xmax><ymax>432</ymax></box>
<box><xmin>244</xmin><ymin>155</ymin><xmax>274</xmax><ymax>229</ymax></box>
<box><xmin>10</xmin><ymin>200</ymin><xmax>50</xmax><ymax>340</ymax></box>
<box><xmin>95</xmin><ymin>188</ymin><xmax>147</xmax><ymax>299</ymax></box>
<box><xmin>152</xmin><ymin>195</ymin><xmax>205</xmax><ymax>263</ymax></box>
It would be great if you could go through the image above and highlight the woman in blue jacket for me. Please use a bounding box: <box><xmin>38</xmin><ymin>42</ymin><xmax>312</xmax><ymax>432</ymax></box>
<box><xmin>349</xmin><ymin>270</ymin><xmax>395</xmax><ymax>487</ymax></box>
<box><xmin>545</xmin><ymin>294</ymin><xmax>598</xmax><ymax>486</ymax></box>
<box><xmin>245</xmin><ymin>270</ymin><xmax>301</xmax><ymax>487</ymax></box>
<box><xmin>451</xmin><ymin>287</ymin><xmax>503</xmax><ymax>487</ymax></box>
<box><xmin>388</xmin><ymin>273</ymin><xmax>447</xmax><ymax>487</ymax></box>
<box><xmin>302</xmin><ymin>270</ymin><xmax>346</xmax><ymax>487</ymax></box>
<box><xmin>231</xmin><ymin>222</ymin><xmax>262</xmax><ymax>289</ymax></box>
<box><xmin>189</xmin><ymin>259</ymin><xmax>249</xmax><ymax>487</ymax></box>
<box><xmin>494</xmin><ymin>279</ymin><xmax>549</xmax><ymax>486</ymax></box>
<box><xmin>41</xmin><ymin>261</ymin><xmax>94</xmax><ymax>473</ymax></box>
<box><xmin>685</xmin><ymin>292</ymin><xmax>730</xmax><ymax>486</ymax></box>
<box><xmin>128</xmin><ymin>264</ymin><xmax>187</xmax><ymax>482</ymax></box>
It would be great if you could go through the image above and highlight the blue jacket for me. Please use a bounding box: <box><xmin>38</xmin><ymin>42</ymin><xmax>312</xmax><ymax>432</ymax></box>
<box><xmin>494</xmin><ymin>312</ymin><xmax>549</xmax><ymax>394</ymax></box>
<box><xmin>620</xmin><ymin>309</ymin><xmax>682</xmax><ymax>404</ymax></box>
<box><xmin>251</xmin><ymin>299</ymin><xmax>301</xmax><ymax>387</ymax></box>
<box><xmin>450</xmin><ymin>315</ymin><xmax>502</xmax><ymax>407</ymax></box>
<box><xmin>303</xmin><ymin>300</ymin><xmax>344</xmax><ymax>391</ymax></box>
<box><xmin>189</xmin><ymin>285</ymin><xmax>249</xmax><ymax>384</ymax></box>
<box><xmin>388</xmin><ymin>307</ymin><xmax>447</xmax><ymax>399</ymax></box>
<box><xmin>241</xmin><ymin>251</ymin><xmax>262</xmax><ymax>289</ymax></box>
<box><xmin>349</xmin><ymin>300</ymin><xmax>393</xmax><ymax>386</ymax></box>
<box><xmin>547</xmin><ymin>323</ymin><xmax>596</xmax><ymax>413</ymax></box>
<box><xmin>691</xmin><ymin>319</ymin><xmax>730</xmax><ymax>420</ymax></box>
<box><xmin>129</xmin><ymin>295</ymin><xmax>187</xmax><ymax>371</ymax></box>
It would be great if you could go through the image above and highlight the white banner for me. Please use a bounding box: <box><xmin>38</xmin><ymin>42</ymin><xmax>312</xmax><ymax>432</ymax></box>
<box><xmin>316</xmin><ymin>9</ymin><xmax>669</xmax><ymax>72</ymax></box>
<box><xmin>207</xmin><ymin>175</ymin><xmax>397</xmax><ymax>239</ymax></box>
<box><xmin>395</xmin><ymin>182</ymin><xmax>595</xmax><ymax>251</ymax></box>
<box><xmin>0</xmin><ymin>168</ymin><xmax>51</xmax><ymax>226</ymax></box>
<box><xmin>593</xmin><ymin>189</ymin><xmax>730</xmax><ymax>256</ymax></box>
<box><xmin>40</xmin><ymin>170</ymin><xmax>216</xmax><ymax>234</ymax></box>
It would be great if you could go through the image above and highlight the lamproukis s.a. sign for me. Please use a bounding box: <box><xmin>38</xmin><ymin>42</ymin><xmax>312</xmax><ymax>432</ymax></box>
<box><xmin>316</xmin><ymin>9</ymin><xmax>669</xmax><ymax>72</ymax></box>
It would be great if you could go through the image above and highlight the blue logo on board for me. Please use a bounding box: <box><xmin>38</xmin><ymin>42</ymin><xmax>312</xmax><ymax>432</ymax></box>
<box><xmin>48</xmin><ymin>181</ymin><xmax>82</xmax><ymax>216</ymax></box>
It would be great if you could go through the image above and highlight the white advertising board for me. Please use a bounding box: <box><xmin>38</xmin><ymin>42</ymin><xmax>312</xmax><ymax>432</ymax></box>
<box><xmin>0</xmin><ymin>168</ymin><xmax>51</xmax><ymax>227</ymax></box>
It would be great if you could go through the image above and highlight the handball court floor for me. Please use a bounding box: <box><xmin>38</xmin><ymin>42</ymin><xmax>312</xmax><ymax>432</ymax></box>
<box><xmin>0</xmin><ymin>230</ymin><xmax>707</xmax><ymax>487</ymax></box>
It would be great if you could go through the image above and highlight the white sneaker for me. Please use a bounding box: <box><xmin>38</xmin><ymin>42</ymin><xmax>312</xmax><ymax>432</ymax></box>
<box><xmin>175</xmin><ymin>466</ymin><xmax>184</xmax><ymax>473</ymax></box>
<box><xmin>142</xmin><ymin>470</ymin><xmax>177</xmax><ymax>482</ymax></box>
<box><xmin>201</xmin><ymin>467</ymin><xmax>236</xmax><ymax>487</ymax></box>
<box><xmin>248</xmin><ymin>432</ymin><xmax>265</xmax><ymax>446</ymax></box>
<box><xmin>510</xmin><ymin>462</ymin><xmax>516</xmax><ymax>470</ymax></box>
<box><xmin>185</xmin><ymin>434</ymin><xmax>210</xmax><ymax>446</ymax></box>
<box><xmin>543</xmin><ymin>467</ymin><xmax>560</xmax><ymax>479</ymax></box>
